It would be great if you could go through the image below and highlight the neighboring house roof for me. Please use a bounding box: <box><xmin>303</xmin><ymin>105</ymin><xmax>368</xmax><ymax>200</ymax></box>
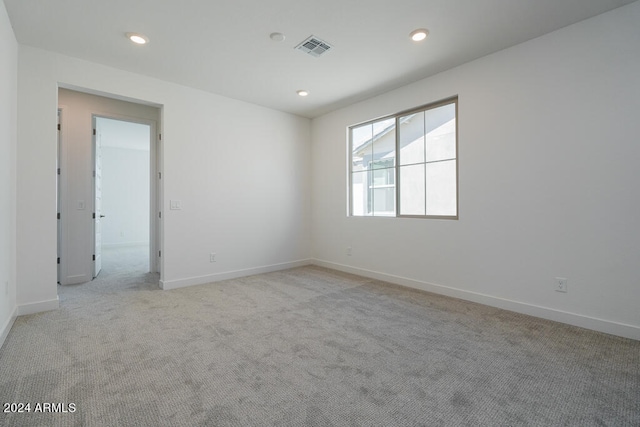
<box><xmin>352</xmin><ymin>115</ymin><xmax>415</xmax><ymax>157</ymax></box>
<box><xmin>353</xmin><ymin>114</ymin><xmax>455</xmax><ymax>160</ymax></box>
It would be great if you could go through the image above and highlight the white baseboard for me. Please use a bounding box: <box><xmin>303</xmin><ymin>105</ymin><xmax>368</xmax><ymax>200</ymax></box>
<box><xmin>312</xmin><ymin>259</ymin><xmax>640</xmax><ymax>341</ymax></box>
<box><xmin>17</xmin><ymin>297</ymin><xmax>60</xmax><ymax>316</ymax></box>
<box><xmin>160</xmin><ymin>259</ymin><xmax>313</xmax><ymax>291</ymax></box>
<box><xmin>0</xmin><ymin>306</ymin><xmax>17</xmax><ymax>349</ymax></box>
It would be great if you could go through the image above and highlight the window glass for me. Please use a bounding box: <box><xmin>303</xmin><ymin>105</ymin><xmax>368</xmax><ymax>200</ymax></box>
<box><xmin>426</xmin><ymin>160</ymin><xmax>457</xmax><ymax>216</ymax></box>
<box><xmin>425</xmin><ymin>104</ymin><xmax>456</xmax><ymax>162</ymax></box>
<box><xmin>399</xmin><ymin>164</ymin><xmax>425</xmax><ymax>216</ymax></box>
<box><xmin>399</xmin><ymin>112</ymin><xmax>425</xmax><ymax>166</ymax></box>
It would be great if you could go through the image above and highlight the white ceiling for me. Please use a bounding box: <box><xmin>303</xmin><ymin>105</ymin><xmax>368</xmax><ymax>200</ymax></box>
<box><xmin>4</xmin><ymin>0</ymin><xmax>636</xmax><ymax>118</ymax></box>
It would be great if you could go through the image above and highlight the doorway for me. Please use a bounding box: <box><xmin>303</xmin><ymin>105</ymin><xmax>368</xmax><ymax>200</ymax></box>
<box><xmin>57</xmin><ymin>88</ymin><xmax>161</xmax><ymax>286</ymax></box>
<box><xmin>93</xmin><ymin>116</ymin><xmax>154</xmax><ymax>278</ymax></box>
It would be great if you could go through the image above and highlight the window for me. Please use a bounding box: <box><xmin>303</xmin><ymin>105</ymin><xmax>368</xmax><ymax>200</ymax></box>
<box><xmin>349</xmin><ymin>97</ymin><xmax>457</xmax><ymax>218</ymax></box>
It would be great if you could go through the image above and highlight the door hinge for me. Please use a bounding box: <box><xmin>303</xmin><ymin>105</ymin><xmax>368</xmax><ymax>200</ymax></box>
<box><xmin>158</xmin><ymin>172</ymin><xmax>162</xmax><ymax>179</ymax></box>
<box><xmin>57</xmin><ymin>124</ymin><xmax>61</xmax><ymax>131</ymax></box>
<box><xmin>92</xmin><ymin>212</ymin><xmax>96</xmax><ymax>219</ymax></box>
<box><xmin>92</xmin><ymin>254</ymin><xmax>96</xmax><ymax>261</ymax></box>
<box><xmin>57</xmin><ymin>257</ymin><xmax>60</xmax><ymax>264</ymax></box>
<box><xmin>159</xmin><ymin>133</ymin><xmax>162</xmax><ymax>141</ymax></box>
<box><xmin>57</xmin><ymin>212</ymin><xmax>60</xmax><ymax>220</ymax></box>
<box><xmin>93</xmin><ymin>128</ymin><xmax>96</xmax><ymax>136</ymax></box>
<box><xmin>159</xmin><ymin>211</ymin><xmax>162</xmax><ymax>219</ymax></box>
<box><xmin>93</xmin><ymin>170</ymin><xmax>96</xmax><ymax>178</ymax></box>
<box><xmin>57</xmin><ymin>168</ymin><xmax>61</xmax><ymax>175</ymax></box>
<box><xmin>158</xmin><ymin>250</ymin><xmax>161</xmax><ymax>257</ymax></box>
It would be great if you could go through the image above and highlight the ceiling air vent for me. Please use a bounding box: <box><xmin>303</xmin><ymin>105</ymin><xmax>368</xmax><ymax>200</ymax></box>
<box><xmin>295</xmin><ymin>36</ymin><xmax>333</xmax><ymax>57</ymax></box>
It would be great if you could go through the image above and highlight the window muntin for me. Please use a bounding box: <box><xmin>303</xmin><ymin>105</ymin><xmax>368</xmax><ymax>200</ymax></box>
<box><xmin>349</xmin><ymin>97</ymin><xmax>457</xmax><ymax>219</ymax></box>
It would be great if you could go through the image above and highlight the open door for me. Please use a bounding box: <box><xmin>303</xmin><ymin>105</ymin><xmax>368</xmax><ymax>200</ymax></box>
<box><xmin>93</xmin><ymin>118</ymin><xmax>103</xmax><ymax>278</ymax></box>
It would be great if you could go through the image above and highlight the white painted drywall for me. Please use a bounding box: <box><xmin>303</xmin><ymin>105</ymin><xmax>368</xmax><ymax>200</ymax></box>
<box><xmin>17</xmin><ymin>48</ymin><xmax>312</xmax><ymax>307</ymax></box>
<box><xmin>311</xmin><ymin>2</ymin><xmax>640</xmax><ymax>339</ymax></box>
<box><xmin>101</xmin><ymin>145</ymin><xmax>150</xmax><ymax>247</ymax></box>
<box><xmin>0</xmin><ymin>0</ymin><xmax>17</xmax><ymax>345</ymax></box>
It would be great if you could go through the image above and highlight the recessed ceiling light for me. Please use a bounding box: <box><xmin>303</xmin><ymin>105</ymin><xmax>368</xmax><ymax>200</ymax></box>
<box><xmin>410</xmin><ymin>28</ymin><xmax>429</xmax><ymax>42</ymax></box>
<box><xmin>126</xmin><ymin>32</ymin><xmax>149</xmax><ymax>45</ymax></box>
<box><xmin>297</xmin><ymin>90</ymin><xmax>309</xmax><ymax>97</ymax></box>
<box><xmin>270</xmin><ymin>32</ymin><xmax>286</xmax><ymax>42</ymax></box>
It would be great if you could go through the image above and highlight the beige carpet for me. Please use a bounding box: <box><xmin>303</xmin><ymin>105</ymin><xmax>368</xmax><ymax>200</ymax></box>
<box><xmin>1</xmin><ymin>246</ymin><xmax>638</xmax><ymax>426</ymax></box>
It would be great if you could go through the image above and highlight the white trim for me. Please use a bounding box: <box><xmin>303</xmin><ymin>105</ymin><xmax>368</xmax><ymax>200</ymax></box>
<box><xmin>17</xmin><ymin>297</ymin><xmax>60</xmax><ymax>316</ymax></box>
<box><xmin>160</xmin><ymin>259</ymin><xmax>313</xmax><ymax>290</ymax></box>
<box><xmin>312</xmin><ymin>259</ymin><xmax>640</xmax><ymax>341</ymax></box>
<box><xmin>0</xmin><ymin>306</ymin><xmax>17</xmax><ymax>349</ymax></box>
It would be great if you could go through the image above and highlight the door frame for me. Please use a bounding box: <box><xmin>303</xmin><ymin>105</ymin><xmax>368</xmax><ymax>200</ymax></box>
<box><xmin>91</xmin><ymin>113</ymin><xmax>161</xmax><ymax>275</ymax></box>
<box><xmin>57</xmin><ymin>108</ymin><xmax>63</xmax><ymax>284</ymax></box>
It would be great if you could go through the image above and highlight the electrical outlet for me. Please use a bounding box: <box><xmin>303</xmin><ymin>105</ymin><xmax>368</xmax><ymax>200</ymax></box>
<box><xmin>555</xmin><ymin>277</ymin><xmax>568</xmax><ymax>293</ymax></box>
<box><xmin>210</xmin><ymin>253</ymin><xmax>216</xmax><ymax>263</ymax></box>
<box><xmin>346</xmin><ymin>246</ymin><xmax>352</xmax><ymax>256</ymax></box>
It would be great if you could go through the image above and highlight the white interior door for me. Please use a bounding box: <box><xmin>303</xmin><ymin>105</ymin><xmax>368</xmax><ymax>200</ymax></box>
<box><xmin>93</xmin><ymin>122</ymin><xmax>103</xmax><ymax>278</ymax></box>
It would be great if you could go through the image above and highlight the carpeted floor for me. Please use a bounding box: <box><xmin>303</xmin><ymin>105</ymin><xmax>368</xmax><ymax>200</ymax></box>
<box><xmin>0</xmin><ymin>246</ymin><xmax>638</xmax><ymax>426</ymax></box>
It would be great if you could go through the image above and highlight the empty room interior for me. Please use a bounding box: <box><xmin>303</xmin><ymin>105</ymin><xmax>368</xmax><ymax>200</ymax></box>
<box><xmin>0</xmin><ymin>0</ymin><xmax>639</xmax><ymax>425</ymax></box>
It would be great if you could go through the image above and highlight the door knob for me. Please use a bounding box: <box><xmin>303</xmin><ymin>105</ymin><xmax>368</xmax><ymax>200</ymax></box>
<box><xmin>100</xmin><ymin>215</ymin><xmax>106</xmax><ymax>218</ymax></box>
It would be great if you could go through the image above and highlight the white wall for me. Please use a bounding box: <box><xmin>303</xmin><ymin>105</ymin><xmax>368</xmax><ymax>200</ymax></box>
<box><xmin>102</xmin><ymin>146</ymin><xmax>150</xmax><ymax>247</ymax></box>
<box><xmin>57</xmin><ymin>88</ymin><xmax>159</xmax><ymax>285</ymax></box>
<box><xmin>311</xmin><ymin>2</ymin><xmax>640</xmax><ymax>340</ymax></box>
<box><xmin>17</xmin><ymin>47</ymin><xmax>312</xmax><ymax>310</ymax></box>
<box><xmin>0</xmin><ymin>0</ymin><xmax>17</xmax><ymax>346</ymax></box>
